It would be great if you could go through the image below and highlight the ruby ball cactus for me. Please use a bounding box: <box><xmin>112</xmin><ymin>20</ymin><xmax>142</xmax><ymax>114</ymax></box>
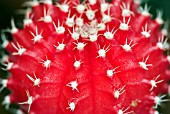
<box><xmin>0</xmin><ymin>0</ymin><xmax>170</xmax><ymax>114</ymax></box>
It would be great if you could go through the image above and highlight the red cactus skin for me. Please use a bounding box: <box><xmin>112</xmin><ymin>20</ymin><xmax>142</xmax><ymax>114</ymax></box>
<box><xmin>1</xmin><ymin>0</ymin><xmax>170</xmax><ymax>114</ymax></box>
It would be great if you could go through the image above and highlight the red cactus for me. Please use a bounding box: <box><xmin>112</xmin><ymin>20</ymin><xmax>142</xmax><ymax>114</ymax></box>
<box><xmin>1</xmin><ymin>0</ymin><xmax>170</xmax><ymax>114</ymax></box>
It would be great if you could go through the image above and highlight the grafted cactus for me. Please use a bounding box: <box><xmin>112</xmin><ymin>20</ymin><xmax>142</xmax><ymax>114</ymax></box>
<box><xmin>0</xmin><ymin>0</ymin><xmax>170</xmax><ymax>114</ymax></box>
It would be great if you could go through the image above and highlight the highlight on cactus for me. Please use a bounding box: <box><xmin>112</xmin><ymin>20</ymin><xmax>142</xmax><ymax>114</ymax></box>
<box><xmin>0</xmin><ymin>0</ymin><xmax>170</xmax><ymax>114</ymax></box>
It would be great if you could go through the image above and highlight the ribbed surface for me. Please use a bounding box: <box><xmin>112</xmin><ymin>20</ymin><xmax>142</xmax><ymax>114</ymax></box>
<box><xmin>2</xmin><ymin>0</ymin><xmax>170</xmax><ymax>114</ymax></box>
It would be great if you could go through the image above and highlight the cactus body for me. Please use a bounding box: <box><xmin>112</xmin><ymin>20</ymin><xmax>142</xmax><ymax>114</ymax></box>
<box><xmin>1</xmin><ymin>0</ymin><xmax>170</xmax><ymax>114</ymax></box>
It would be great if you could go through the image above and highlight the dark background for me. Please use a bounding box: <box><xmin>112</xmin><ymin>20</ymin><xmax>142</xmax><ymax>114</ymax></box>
<box><xmin>0</xmin><ymin>0</ymin><xmax>170</xmax><ymax>114</ymax></box>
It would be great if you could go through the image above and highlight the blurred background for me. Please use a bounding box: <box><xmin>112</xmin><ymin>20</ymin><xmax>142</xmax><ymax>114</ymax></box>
<box><xmin>0</xmin><ymin>0</ymin><xmax>170</xmax><ymax>114</ymax></box>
